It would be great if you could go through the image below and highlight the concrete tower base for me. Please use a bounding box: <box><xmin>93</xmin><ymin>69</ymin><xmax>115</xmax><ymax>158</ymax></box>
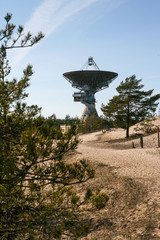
<box><xmin>81</xmin><ymin>104</ymin><xmax>98</xmax><ymax>122</ymax></box>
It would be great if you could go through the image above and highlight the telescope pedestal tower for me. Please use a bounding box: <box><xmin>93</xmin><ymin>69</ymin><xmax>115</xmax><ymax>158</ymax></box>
<box><xmin>81</xmin><ymin>104</ymin><xmax>98</xmax><ymax>122</ymax></box>
<box><xmin>63</xmin><ymin>57</ymin><xmax>118</xmax><ymax>121</ymax></box>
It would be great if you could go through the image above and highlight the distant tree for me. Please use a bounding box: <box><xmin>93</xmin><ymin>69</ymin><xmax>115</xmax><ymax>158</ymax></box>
<box><xmin>64</xmin><ymin>114</ymin><xmax>80</xmax><ymax>126</ymax></box>
<box><xmin>78</xmin><ymin>114</ymin><xmax>110</xmax><ymax>133</ymax></box>
<box><xmin>101</xmin><ymin>75</ymin><xmax>160</xmax><ymax>138</ymax></box>
<box><xmin>48</xmin><ymin>113</ymin><xmax>57</xmax><ymax>120</ymax></box>
<box><xmin>46</xmin><ymin>113</ymin><xmax>80</xmax><ymax>129</ymax></box>
<box><xmin>0</xmin><ymin>14</ymin><xmax>108</xmax><ymax>239</ymax></box>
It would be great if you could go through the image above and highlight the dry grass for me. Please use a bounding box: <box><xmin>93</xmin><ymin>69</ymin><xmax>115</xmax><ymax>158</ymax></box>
<box><xmin>70</xmin><ymin>159</ymin><xmax>160</xmax><ymax>240</ymax></box>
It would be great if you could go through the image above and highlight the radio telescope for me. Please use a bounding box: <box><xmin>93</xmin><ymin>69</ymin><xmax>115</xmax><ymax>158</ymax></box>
<box><xmin>63</xmin><ymin>57</ymin><xmax>118</xmax><ymax>121</ymax></box>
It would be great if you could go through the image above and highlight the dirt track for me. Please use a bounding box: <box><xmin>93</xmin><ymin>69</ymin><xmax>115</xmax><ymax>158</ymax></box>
<box><xmin>78</xmin><ymin>130</ymin><xmax>160</xmax><ymax>201</ymax></box>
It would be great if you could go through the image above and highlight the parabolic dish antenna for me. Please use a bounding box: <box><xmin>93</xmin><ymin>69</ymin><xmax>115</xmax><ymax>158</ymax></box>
<box><xmin>63</xmin><ymin>57</ymin><xmax>118</xmax><ymax>121</ymax></box>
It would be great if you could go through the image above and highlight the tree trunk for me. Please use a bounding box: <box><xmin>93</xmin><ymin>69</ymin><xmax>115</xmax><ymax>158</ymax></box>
<box><xmin>126</xmin><ymin>103</ymin><xmax>130</xmax><ymax>138</ymax></box>
<box><xmin>126</xmin><ymin>127</ymin><xmax>129</xmax><ymax>138</ymax></box>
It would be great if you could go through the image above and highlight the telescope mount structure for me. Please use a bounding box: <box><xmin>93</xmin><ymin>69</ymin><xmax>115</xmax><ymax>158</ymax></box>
<box><xmin>63</xmin><ymin>57</ymin><xmax>118</xmax><ymax>121</ymax></box>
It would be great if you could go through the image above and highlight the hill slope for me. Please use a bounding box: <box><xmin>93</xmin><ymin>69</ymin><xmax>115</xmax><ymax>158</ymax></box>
<box><xmin>72</xmin><ymin>117</ymin><xmax>160</xmax><ymax>239</ymax></box>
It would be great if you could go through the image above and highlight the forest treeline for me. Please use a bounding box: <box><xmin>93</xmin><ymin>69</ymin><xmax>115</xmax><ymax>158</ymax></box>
<box><xmin>42</xmin><ymin>113</ymin><xmax>113</xmax><ymax>136</ymax></box>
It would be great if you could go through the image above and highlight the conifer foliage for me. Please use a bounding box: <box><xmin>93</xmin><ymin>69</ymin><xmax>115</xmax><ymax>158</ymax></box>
<box><xmin>0</xmin><ymin>14</ymin><xmax>108</xmax><ymax>239</ymax></box>
<box><xmin>101</xmin><ymin>75</ymin><xmax>160</xmax><ymax>138</ymax></box>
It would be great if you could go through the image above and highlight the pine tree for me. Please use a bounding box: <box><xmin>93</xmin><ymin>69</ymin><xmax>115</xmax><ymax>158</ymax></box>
<box><xmin>0</xmin><ymin>14</ymin><xmax>108</xmax><ymax>239</ymax></box>
<box><xmin>101</xmin><ymin>75</ymin><xmax>160</xmax><ymax>138</ymax></box>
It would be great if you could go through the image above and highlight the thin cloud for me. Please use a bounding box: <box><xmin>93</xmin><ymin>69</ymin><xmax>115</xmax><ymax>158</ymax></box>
<box><xmin>10</xmin><ymin>0</ymin><xmax>126</xmax><ymax>65</ymax></box>
<box><xmin>10</xmin><ymin>0</ymin><xmax>99</xmax><ymax>65</ymax></box>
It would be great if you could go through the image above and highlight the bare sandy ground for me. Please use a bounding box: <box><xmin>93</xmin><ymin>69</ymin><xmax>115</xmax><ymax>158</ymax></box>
<box><xmin>75</xmin><ymin>117</ymin><xmax>160</xmax><ymax>239</ymax></box>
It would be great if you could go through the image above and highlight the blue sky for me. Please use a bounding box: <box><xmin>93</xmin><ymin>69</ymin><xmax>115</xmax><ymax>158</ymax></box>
<box><xmin>0</xmin><ymin>0</ymin><xmax>160</xmax><ymax>118</ymax></box>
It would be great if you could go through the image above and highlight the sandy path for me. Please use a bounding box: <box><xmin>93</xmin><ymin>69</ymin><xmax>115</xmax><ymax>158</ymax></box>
<box><xmin>77</xmin><ymin>131</ymin><xmax>160</xmax><ymax>204</ymax></box>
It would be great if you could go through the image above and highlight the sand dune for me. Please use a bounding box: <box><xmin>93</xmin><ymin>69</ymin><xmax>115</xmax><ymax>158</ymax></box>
<box><xmin>74</xmin><ymin>117</ymin><xmax>160</xmax><ymax>239</ymax></box>
<box><xmin>78</xmin><ymin>117</ymin><xmax>160</xmax><ymax>203</ymax></box>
